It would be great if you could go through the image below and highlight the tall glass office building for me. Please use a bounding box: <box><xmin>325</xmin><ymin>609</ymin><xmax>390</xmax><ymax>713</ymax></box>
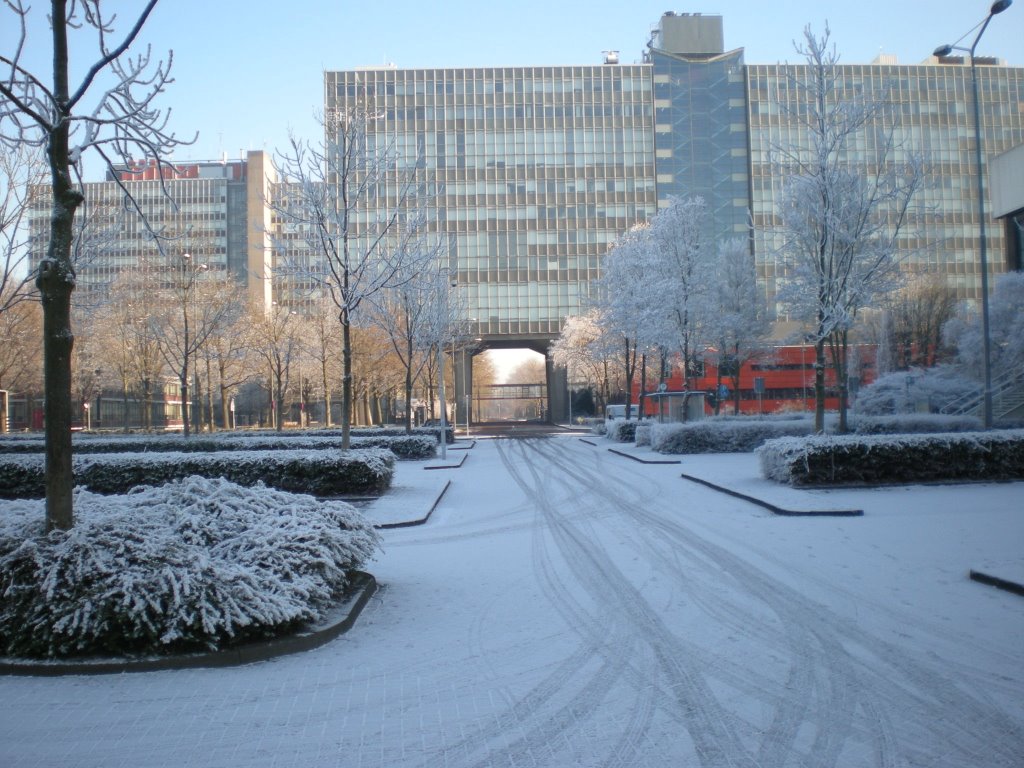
<box><xmin>325</xmin><ymin>64</ymin><xmax>657</xmax><ymax>344</ymax></box>
<box><xmin>324</xmin><ymin>14</ymin><xmax>1023</xmax><ymax>419</ymax></box>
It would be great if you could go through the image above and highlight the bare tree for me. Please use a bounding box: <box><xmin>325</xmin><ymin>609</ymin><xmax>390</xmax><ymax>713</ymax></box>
<box><xmin>202</xmin><ymin>296</ymin><xmax>253</xmax><ymax>431</ymax></box>
<box><xmin>299</xmin><ymin>294</ymin><xmax>344</xmax><ymax>428</ymax></box>
<box><xmin>150</xmin><ymin>257</ymin><xmax>233</xmax><ymax>436</ymax></box>
<box><xmin>247</xmin><ymin>303</ymin><xmax>304</xmax><ymax>432</ymax></box>
<box><xmin>271</xmin><ymin>109</ymin><xmax>427</xmax><ymax>448</ymax></box>
<box><xmin>367</xmin><ymin>240</ymin><xmax>447</xmax><ymax>432</ymax></box>
<box><xmin>774</xmin><ymin>25</ymin><xmax>925</xmax><ymax>433</ymax></box>
<box><xmin>880</xmin><ymin>272</ymin><xmax>959</xmax><ymax>370</ymax></box>
<box><xmin>0</xmin><ymin>295</ymin><xmax>43</xmax><ymax>431</ymax></box>
<box><xmin>1</xmin><ymin>0</ymin><xmax>189</xmax><ymax>529</ymax></box>
<box><xmin>0</xmin><ymin>143</ymin><xmax>44</xmax><ymax>312</ymax></box>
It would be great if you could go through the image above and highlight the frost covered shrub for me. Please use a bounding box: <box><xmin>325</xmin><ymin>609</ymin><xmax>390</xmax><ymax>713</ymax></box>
<box><xmin>591</xmin><ymin>420</ymin><xmax>608</xmax><ymax>436</ymax></box>
<box><xmin>607</xmin><ymin>419</ymin><xmax>637</xmax><ymax>443</ymax></box>
<box><xmin>0</xmin><ymin>448</ymin><xmax>394</xmax><ymax>499</ymax></box>
<box><xmin>0</xmin><ymin>477</ymin><xmax>381</xmax><ymax>658</ymax></box>
<box><xmin>854</xmin><ymin>367</ymin><xmax>979</xmax><ymax>416</ymax></box>
<box><xmin>758</xmin><ymin>430</ymin><xmax>1024</xmax><ymax>486</ymax></box>
<box><xmin>635</xmin><ymin>422</ymin><xmax>652</xmax><ymax>447</ymax></box>
<box><xmin>651</xmin><ymin>417</ymin><xmax>816</xmax><ymax>454</ymax></box>
<box><xmin>854</xmin><ymin>414</ymin><xmax>982</xmax><ymax>434</ymax></box>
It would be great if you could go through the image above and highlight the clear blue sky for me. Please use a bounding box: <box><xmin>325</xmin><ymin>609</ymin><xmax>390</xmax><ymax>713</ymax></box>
<box><xmin>3</xmin><ymin>1</ymin><xmax>1019</xmax><ymax>177</ymax></box>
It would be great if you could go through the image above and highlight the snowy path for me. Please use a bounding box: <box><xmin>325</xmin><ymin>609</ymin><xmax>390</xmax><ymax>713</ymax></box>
<box><xmin>2</xmin><ymin>436</ymin><xmax>1022</xmax><ymax>767</ymax></box>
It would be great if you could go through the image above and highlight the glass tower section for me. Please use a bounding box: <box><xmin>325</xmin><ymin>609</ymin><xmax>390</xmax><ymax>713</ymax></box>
<box><xmin>325</xmin><ymin>65</ymin><xmax>657</xmax><ymax>340</ymax></box>
<box><xmin>649</xmin><ymin>48</ymin><xmax>751</xmax><ymax>247</ymax></box>
<box><xmin>747</xmin><ymin>60</ymin><xmax>1024</xmax><ymax>312</ymax></box>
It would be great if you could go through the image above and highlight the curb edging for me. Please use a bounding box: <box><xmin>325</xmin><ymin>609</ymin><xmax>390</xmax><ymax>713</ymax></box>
<box><xmin>375</xmin><ymin>479</ymin><xmax>452</xmax><ymax>530</ymax></box>
<box><xmin>969</xmin><ymin>569</ymin><xmax>1024</xmax><ymax>598</ymax></box>
<box><xmin>679</xmin><ymin>472</ymin><xmax>863</xmax><ymax>517</ymax></box>
<box><xmin>607</xmin><ymin>447</ymin><xmax>681</xmax><ymax>465</ymax></box>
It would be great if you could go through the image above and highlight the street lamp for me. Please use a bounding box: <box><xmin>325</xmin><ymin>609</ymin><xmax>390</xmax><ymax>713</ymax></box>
<box><xmin>933</xmin><ymin>0</ymin><xmax>1012</xmax><ymax>428</ymax></box>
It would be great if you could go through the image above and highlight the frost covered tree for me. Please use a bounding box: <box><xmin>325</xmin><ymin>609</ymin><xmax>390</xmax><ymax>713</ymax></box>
<box><xmin>646</xmin><ymin>196</ymin><xmax>715</xmax><ymax>386</ymax></box>
<box><xmin>596</xmin><ymin>224</ymin><xmax>667</xmax><ymax>419</ymax></box>
<box><xmin>550</xmin><ymin>310</ymin><xmax>620</xmax><ymax>415</ymax></box>
<box><xmin>944</xmin><ymin>271</ymin><xmax>1024</xmax><ymax>388</ymax></box>
<box><xmin>774</xmin><ymin>25</ymin><xmax>925</xmax><ymax>433</ymax></box>
<box><xmin>706</xmin><ymin>237</ymin><xmax>771</xmax><ymax>414</ymax></box>
<box><xmin>271</xmin><ymin>112</ymin><xmax>427</xmax><ymax>448</ymax></box>
<box><xmin>1</xmin><ymin>0</ymin><xmax>189</xmax><ymax>529</ymax></box>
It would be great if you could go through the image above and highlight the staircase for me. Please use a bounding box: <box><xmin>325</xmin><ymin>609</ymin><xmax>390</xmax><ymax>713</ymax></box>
<box><xmin>941</xmin><ymin>369</ymin><xmax>1024</xmax><ymax>422</ymax></box>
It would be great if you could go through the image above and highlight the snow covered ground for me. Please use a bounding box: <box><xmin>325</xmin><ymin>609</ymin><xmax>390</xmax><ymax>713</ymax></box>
<box><xmin>2</xmin><ymin>434</ymin><xmax>1022</xmax><ymax>767</ymax></box>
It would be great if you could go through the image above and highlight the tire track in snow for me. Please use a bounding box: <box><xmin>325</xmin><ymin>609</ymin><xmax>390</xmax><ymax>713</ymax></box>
<box><xmin>501</xmin><ymin>439</ymin><xmax>755</xmax><ymax>767</ymax></box>
<box><xmin>532</xmin><ymin>438</ymin><xmax>1024</xmax><ymax>767</ymax></box>
<box><xmin>411</xmin><ymin>440</ymin><xmax>652</xmax><ymax>768</ymax></box>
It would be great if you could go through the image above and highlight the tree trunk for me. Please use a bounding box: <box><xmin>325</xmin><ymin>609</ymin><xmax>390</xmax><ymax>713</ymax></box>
<box><xmin>37</xmin><ymin>3</ymin><xmax>83</xmax><ymax>530</ymax></box>
<box><xmin>321</xmin><ymin>357</ymin><xmax>332</xmax><ymax>427</ymax></box>
<box><xmin>180</xmin><ymin>373</ymin><xmax>190</xmax><ymax>437</ymax></box>
<box><xmin>38</xmin><ymin>256</ymin><xmax>76</xmax><ymax>531</ymax></box>
<box><xmin>341</xmin><ymin>311</ymin><xmax>352</xmax><ymax>448</ymax></box>
<box><xmin>638</xmin><ymin>353</ymin><xmax>648</xmax><ymax>421</ymax></box>
<box><xmin>814</xmin><ymin>338</ymin><xmax>827</xmax><ymax>433</ymax></box>
<box><xmin>122</xmin><ymin>379</ymin><xmax>130</xmax><ymax>433</ymax></box>
<box><xmin>623</xmin><ymin>338</ymin><xmax>635</xmax><ymax>420</ymax></box>
<box><xmin>220</xmin><ymin>379</ymin><xmax>230</xmax><ymax>430</ymax></box>
<box><xmin>404</xmin><ymin>336</ymin><xmax>414</xmax><ymax>433</ymax></box>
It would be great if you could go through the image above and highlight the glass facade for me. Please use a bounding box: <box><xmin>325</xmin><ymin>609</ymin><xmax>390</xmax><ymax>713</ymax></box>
<box><xmin>28</xmin><ymin>164</ymin><xmax>249</xmax><ymax>302</ymax></box>
<box><xmin>325</xmin><ymin>65</ymin><xmax>657</xmax><ymax>339</ymax></box>
<box><xmin>748</xmin><ymin>61</ymin><xmax>1024</xmax><ymax>311</ymax></box>
<box><xmin>650</xmin><ymin>48</ymin><xmax>751</xmax><ymax>246</ymax></box>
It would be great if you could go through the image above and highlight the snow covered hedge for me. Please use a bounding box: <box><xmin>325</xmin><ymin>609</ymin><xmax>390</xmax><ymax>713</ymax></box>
<box><xmin>0</xmin><ymin>433</ymin><xmax>436</xmax><ymax>460</ymax></box>
<box><xmin>652</xmin><ymin>417</ymin><xmax>817</xmax><ymax>454</ymax></box>
<box><xmin>853</xmin><ymin>414</ymin><xmax>983</xmax><ymax>434</ymax></box>
<box><xmin>0</xmin><ymin>477</ymin><xmax>381</xmax><ymax>659</ymax></box>
<box><xmin>758</xmin><ymin>430</ymin><xmax>1024</xmax><ymax>486</ymax></box>
<box><xmin>0</xmin><ymin>448</ymin><xmax>394</xmax><ymax>500</ymax></box>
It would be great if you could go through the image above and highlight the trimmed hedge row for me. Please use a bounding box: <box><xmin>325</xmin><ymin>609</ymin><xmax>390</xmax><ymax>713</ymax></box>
<box><xmin>0</xmin><ymin>433</ymin><xmax>438</xmax><ymax>459</ymax></box>
<box><xmin>652</xmin><ymin>418</ymin><xmax>817</xmax><ymax>454</ymax></box>
<box><xmin>852</xmin><ymin>414</ymin><xmax>983</xmax><ymax>435</ymax></box>
<box><xmin>0</xmin><ymin>448</ymin><xmax>395</xmax><ymax>499</ymax></box>
<box><xmin>758</xmin><ymin>430</ymin><xmax>1024</xmax><ymax>486</ymax></box>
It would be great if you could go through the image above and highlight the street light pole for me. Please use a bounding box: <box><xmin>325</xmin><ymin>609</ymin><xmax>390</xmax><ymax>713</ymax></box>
<box><xmin>934</xmin><ymin>0</ymin><xmax>1012</xmax><ymax>429</ymax></box>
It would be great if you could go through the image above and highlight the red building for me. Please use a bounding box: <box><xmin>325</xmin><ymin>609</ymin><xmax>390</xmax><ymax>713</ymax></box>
<box><xmin>632</xmin><ymin>345</ymin><xmax>878</xmax><ymax>417</ymax></box>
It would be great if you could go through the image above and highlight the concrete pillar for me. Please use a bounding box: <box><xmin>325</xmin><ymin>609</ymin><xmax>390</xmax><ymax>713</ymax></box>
<box><xmin>546</xmin><ymin>357</ymin><xmax>568</xmax><ymax>424</ymax></box>
<box><xmin>453</xmin><ymin>350</ymin><xmax>474</xmax><ymax>429</ymax></box>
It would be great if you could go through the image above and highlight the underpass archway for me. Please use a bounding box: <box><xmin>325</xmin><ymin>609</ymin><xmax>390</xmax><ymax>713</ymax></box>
<box><xmin>454</xmin><ymin>338</ymin><xmax>568</xmax><ymax>426</ymax></box>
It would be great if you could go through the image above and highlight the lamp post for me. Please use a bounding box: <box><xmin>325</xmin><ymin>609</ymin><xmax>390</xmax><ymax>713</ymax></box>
<box><xmin>436</xmin><ymin>276</ymin><xmax>453</xmax><ymax>461</ymax></box>
<box><xmin>933</xmin><ymin>0</ymin><xmax>1012</xmax><ymax>428</ymax></box>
